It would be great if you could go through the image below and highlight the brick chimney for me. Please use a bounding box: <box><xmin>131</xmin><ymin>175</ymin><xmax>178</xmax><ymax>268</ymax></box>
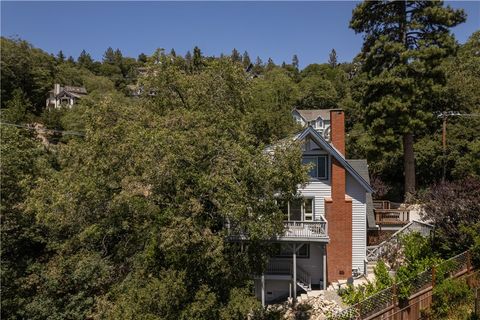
<box><xmin>330</xmin><ymin>109</ymin><xmax>345</xmax><ymax>156</ymax></box>
<box><xmin>325</xmin><ymin>109</ymin><xmax>352</xmax><ymax>284</ymax></box>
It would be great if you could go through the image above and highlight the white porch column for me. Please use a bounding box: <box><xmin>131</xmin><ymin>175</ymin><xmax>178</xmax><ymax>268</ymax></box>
<box><xmin>261</xmin><ymin>274</ymin><xmax>265</xmax><ymax>307</ymax></box>
<box><xmin>292</xmin><ymin>243</ymin><xmax>297</xmax><ymax>301</ymax></box>
<box><xmin>323</xmin><ymin>244</ymin><xmax>327</xmax><ymax>290</ymax></box>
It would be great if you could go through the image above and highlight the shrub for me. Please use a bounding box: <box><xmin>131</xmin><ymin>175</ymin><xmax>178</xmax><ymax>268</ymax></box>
<box><xmin>431</xmin><ymin>278</ymin><xmax>473</xmax><ymax>319</ymax></box>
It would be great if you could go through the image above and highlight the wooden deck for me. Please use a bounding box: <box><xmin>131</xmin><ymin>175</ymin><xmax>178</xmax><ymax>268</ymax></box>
<box><xmin>373</xmin><ymin>200</ymin><xmax>410</xmax><ymax>225</ymax></box>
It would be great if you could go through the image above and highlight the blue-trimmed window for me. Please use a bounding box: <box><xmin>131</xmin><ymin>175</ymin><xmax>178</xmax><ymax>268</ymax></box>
<box><xmin>302</xmin><ymin>155</ymin><xmax>328</xmax><ymax>180</ymax></box>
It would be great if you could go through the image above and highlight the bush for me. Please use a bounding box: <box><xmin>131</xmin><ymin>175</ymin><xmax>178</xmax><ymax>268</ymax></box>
<box><xmin>431</xmin><ymin>278</ymin><xmax>473</xmax><ymax>319</ymax></box>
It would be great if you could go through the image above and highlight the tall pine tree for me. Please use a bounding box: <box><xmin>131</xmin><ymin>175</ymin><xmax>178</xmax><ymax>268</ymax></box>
<box><xmin>292</xmin><ymin>54</ymin><xmax>299</xmax><ymax>70</ymax></box>
<box><xmin>242</xmin><ymin>51</ymin><xmax>251</xmax><ymax>68</ymax></box>
<box><xmin>231</xmin><ymin>48</ymin><xmax>241</xmax><ymax>62</ymax></box>
<box><xmin>328</xmin><ymin>49</ymin><xmax>337</xmax><ymax>68</ymax></box>
<box><xmin>192</xmin><ymin>46</ymin><xmax>203</xmax><ymax>71</ymax></box>
<box><xmin>350</xmin><ymin>0</ymin><xmax>465</xmax><ymax>199</ymax></box>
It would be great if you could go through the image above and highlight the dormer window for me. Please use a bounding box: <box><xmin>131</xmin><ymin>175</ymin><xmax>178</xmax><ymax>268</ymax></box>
<box><xmin>302</xmin><ymin>155</ymin><xmax>328</xmax><ymax>180</ymax></box>
<box><xmin>316</xmin><ymin>118</ymin><xmax>323</xmax><ymax>128</ymax></box>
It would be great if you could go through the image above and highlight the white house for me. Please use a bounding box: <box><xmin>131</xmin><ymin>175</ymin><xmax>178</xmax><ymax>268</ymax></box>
<box><xmin>46</xmin><ymin>84</ymin><xmax>87</xmax><ymax>109</ymax></box>
<box><xmin>246</xmin><ymin>109</ymin><xmax>374</xmax><ymax>304</ymax></box>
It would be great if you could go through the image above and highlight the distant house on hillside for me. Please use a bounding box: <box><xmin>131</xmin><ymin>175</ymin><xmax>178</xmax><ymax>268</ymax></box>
<box><xmin>46</xmin><ymin>83</ymin><xmax>87</xmax><ymax>109</ymax></box>
<box><xmin>292</xmin><ymin>108</ymin><xmax>332</xmax><ymax>140</ymax></box>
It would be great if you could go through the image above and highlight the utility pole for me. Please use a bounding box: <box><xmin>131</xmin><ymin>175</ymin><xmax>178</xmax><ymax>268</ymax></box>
<box><xmin>437</xmin><ymin>111</ymin><xmax>480</xmax><ymax>182</ymax></box>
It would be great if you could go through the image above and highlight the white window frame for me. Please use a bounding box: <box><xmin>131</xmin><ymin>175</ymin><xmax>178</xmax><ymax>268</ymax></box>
<box><xmin>280</xmin><ymin>198</ymin><xmax>315</xmax><ymax>221</ymax></box>
<box><xmin>303</xmin><ymin>155</ymin><xmax>328</xmax><ymax>180</ymax></box>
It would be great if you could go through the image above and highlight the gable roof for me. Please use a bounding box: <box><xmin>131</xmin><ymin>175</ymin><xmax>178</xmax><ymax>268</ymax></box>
<box><xmin>64</xmin><ymin>86</ymin><xmax>87</xmax><ymax>94</ymax></box>
<box><xmin>293</xmin><ymin>109</ymin><xmax>332</xmax><ymax>122</ymax></box>
<box><xmin>296</xmin><ymin>126</ymin><xmax>374</xmax><ymax>193</ymax></box>
<box><xmin>347</xmin><ymin>159</ymin><xmax>377</xmax><ymax>229</ymax></box>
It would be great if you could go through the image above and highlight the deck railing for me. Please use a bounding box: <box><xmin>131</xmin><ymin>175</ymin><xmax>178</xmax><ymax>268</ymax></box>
<box><xmin>281</xmin><ymin>216</ymin><xmax>328</xmax><ymax>240</ymax></box>
<box><xmin>266</xmin><ymin>260</ymin><xmax>292</xmax><ymax>274</ymax></box>
<box><xmin>226</xmin><ymin>215</ymin><xmax>328</xmax><ymax>241</ymax></box>
<box><xmin>373</xmin><ymin>200</ymin><xmax>410</xmax><ymax>225</ymax></box>
<box><xmin>366</xmin><ymin>220</ymin><xmax>434</xmax><ymax>262</ymax></box>
<box><xmin>374</xmin><ymin>209</ymin><xmax>410</xmax><ymax>225</ymax></box>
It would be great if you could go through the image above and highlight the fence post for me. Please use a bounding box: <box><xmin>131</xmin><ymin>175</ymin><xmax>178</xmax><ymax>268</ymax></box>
<box><xmin>432</xmin><ymin>266</ymin><xmax>436</xmax><ymax>288</ymax></box>
<box><xmin>475</xmin><ymin>288</ymin><xmax>479</xmax><ymax>317</ymax></box>
<box><xmin>392</xmin><ymin>282</ymin><xmax>398</xmax><ymax>320</ymax></box>
<box><xmin>467</xmin><ymin>251</ymin><xmax>472</xmax><ymax>273</ymax></box>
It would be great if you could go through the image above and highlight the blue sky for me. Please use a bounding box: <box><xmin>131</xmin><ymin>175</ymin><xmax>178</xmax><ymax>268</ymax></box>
<box><xmin>2</xmin><ymin>1</ymin><xmax>479</xmax><ymax>68</ymax></box>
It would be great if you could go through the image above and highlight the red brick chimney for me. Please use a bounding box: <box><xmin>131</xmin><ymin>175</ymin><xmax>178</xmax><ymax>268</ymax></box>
<box><xmin>330</xmin><ymin>109</ymin><xmax>345</xmax><ymax>156</ymax></box>
<box><xmin>325</xmin><ymin>109</ymin><xmax>352</xmax><ymax>284</ymax></box>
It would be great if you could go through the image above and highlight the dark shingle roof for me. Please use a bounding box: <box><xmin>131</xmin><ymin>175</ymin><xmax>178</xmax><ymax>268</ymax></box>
<box><xmin>64</xmin><ymin>86</ymin><xmax>87</xmax><ymax>94</ymax></box>
<box><xmin>346</xmin><ymin>159</ymin><xmax>377</xmax><ymax>230</ymax></box>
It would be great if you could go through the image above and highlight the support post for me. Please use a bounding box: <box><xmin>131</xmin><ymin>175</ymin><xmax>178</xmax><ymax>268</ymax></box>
<box><xmin>323</xmin><ymin>245</ymin><xmax>327</xmax><ymax>290</ymax></box>
<box><xmin>475</xmin><ymin>288</ymin><xmax>479</xmax><ymax>317</ymax></box>
<box><xmin>293</xmin><ymin>243</ymin><xmax>297</xmax><ymax>302</ymax></box>
<box><xmin>432</xmin><ymin>266</ymin><xmax>436</xmax><ymax>288</ymax></box>
<box><xmin>261</xmin><ymin>274</ymin><xmax>265</xmax><ymax>308</ymax></box>
<box><xmin>442</xmin><ymin>114</ymin><xmax>447</xmax><ymax>182</ymax></box>
<box><xmin>392</xmin><ymin>283</ymin><xmax>398</xmax><ymax>320</ymax></box>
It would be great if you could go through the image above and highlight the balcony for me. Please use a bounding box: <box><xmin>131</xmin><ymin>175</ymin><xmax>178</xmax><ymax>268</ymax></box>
<box><xmin>279</xmin><ymin>219</ymin><xmax>328</xmax><ymax>242</ymax></box>
<box><xmin>373</xmin><ymin>201</ymin><xmax>410</xmax><ymax>226</ymax></box>
<box><xmin>226</xmin><ymin>216</ymin><xmax>329</xmax><ymax>242</ymax></box>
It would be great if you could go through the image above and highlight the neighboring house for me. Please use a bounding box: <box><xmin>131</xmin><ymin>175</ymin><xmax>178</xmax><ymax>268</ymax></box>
<box><xmin>231</xmin><ymin>109</ymin><xmax>374</xmax><ymax>305</ymax></box>
<box><xmin>292</xmin><ymin>108</ymin><xmax>332</xmax><ymax>139</ymax></box>
<box><xmin>46</xmin><ymin>84</ymin><xmax>87</xmax><ymax>109</ymax></box>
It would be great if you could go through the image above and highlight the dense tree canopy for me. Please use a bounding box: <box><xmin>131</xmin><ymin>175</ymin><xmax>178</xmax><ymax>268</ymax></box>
<box><xmin>1</xmin><ymin>2</ymin><xmax>479</xmax><ymax>316</ymax></box>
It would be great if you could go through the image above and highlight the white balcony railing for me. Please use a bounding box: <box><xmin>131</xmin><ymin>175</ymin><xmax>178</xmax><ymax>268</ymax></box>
<box><xmin>226</xmin><ymin>215</ymin><xmax>328</xmax><ymax>241</ymax></box>
<box><xmin>281</xmin><ymin>216</ymin><xmax>328</xmax><ymax>240</ymax></box>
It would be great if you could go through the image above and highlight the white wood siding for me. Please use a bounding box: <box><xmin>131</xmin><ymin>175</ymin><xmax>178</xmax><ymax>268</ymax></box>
<box><xmin>298</xmin><ymin>179</ymin><xmax>331</xmax><ymax>220</ymax></box>
<box><xmin>346</xmin><ymin>173</ymin><xmax>367</xmax><ymax>273</ymax></box>
<box><xmin>299</xmin><ymin>141</ymin><xmax>331</xmax><ymax>220</ymax></box>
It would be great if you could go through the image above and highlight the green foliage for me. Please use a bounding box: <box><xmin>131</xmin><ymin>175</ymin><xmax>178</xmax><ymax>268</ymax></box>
<box><xmin>350</xmin><ymin>1</ymin><xmax>466</xmax><ymax>197</ymax></box>
<box><xmin>431</xmin><ymin>278</ymin><xmax>473</xmax><ymax>319</ymax></box>
<box><xmin>1</xmin><ymin>89</ymin><xmax>34</xmax><ymax>124</ymax></box>
<box><xmin>339</xmin><ymin>260</ymin><xmax>393</xmax><ymax>305</ymax></box>
<box><xmin>4</xmin><ymin>55</ymin><xmax>309</xmax><ymax>319</ymax></box>
<box><xmin>420</xmin><ymin>177</ymin><xmax>480</xmax><ymax>258</ymax></box>
<box><xmin>1</xmin><ymin>126</ymin><xmax>50</xmax><ymax>319</ymax></box>
<box><xmin>1</xmin><ymin>37</ymin><xmax>56</xmax><ymax>112</ymax></box>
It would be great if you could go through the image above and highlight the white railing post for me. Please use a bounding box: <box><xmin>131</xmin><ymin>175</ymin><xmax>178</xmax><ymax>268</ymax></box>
<box><xmin>293</xmin><ymin>244</ymin><xmax>297</xmax><ymax>301</ymax></box>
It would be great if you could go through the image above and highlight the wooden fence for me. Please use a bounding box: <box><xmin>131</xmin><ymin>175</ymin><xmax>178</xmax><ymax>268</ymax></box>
<box><xmin>329</xmin><ymin>250</ymin><xmax>476</xmax><ymax>320</ymax></box>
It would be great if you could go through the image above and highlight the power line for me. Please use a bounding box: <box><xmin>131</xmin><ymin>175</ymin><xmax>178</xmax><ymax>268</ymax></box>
<box><xmin>0</xmin><ymin>122</ymin><xmax>85</xmax><ymax>137</ymax></box>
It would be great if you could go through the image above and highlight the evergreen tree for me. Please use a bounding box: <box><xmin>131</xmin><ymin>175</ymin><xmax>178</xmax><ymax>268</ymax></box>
<box><xmin>78</xmin><ymin>50</ymin><xmax>94</xmax><ymax>70</ymax></box>
<box><xmin>328</xmin><ymin>49</ymin><xmax>337</xmax><ymax>68</ymax></box>
<box><xmin>192</xmin><ymin>46</ymin><xmax>203</xmax><ymax>71</ymax></box>
<box><xmin>350</xmin><ymin>0</ymin><xmax>465</xmax><ymax>199</ymax></box>
<box><xmin>242</xmin><ymin>51</ymin><xmax>251</xmax><ymax>68</ymax></box>
<box><xmin>137</xmin><ymin>53</ymin><xmax>148</xmax><ymax>63</ymax></box>
<box><xmin>57</xmin><ymin>50</ymin><xmax>65</xmax><ymax>63</ymax></box>
<box><xmin>170</xmin><ymin>48</ymin><xmax>177</xmax><ymax>57</ymax></box>
<box><xmin>67</xmin><ymin>56</ymin><xmax>75</xmax><ymax>65</ymax></box>
<box><xmin>231</xmin><ymin>48</ymin><xmax>241</xmax><ymax>62</ymax></box>
<box><xmin>103</xmin><ymin>47</ymin><xmax>116</xmax><ymax>64</ymax></box>
<box><xmin>114</xmin><ymin>48</ymin><xmax>123</xmax><ymax>66</ymax></box>
<box><xmin>266</xmin><ymin>58</ymin><xmax>275</xmax><ymax>71</ymax></box>
<box><xmin>185</xmin><ymin>50</ymin><xmax>193</xmax><ymax>72</ymax></box>
<box><xmin>292</xmin><ymin>54</ymin><xmax>299</xmax><ymax>70</ymax></box>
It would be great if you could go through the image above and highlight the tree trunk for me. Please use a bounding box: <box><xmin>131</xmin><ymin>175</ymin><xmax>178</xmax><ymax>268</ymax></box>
<box><xmin>403</xmin><ymin>132</ymin><xmax>415</xmax><ymax>200</ymax></box>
